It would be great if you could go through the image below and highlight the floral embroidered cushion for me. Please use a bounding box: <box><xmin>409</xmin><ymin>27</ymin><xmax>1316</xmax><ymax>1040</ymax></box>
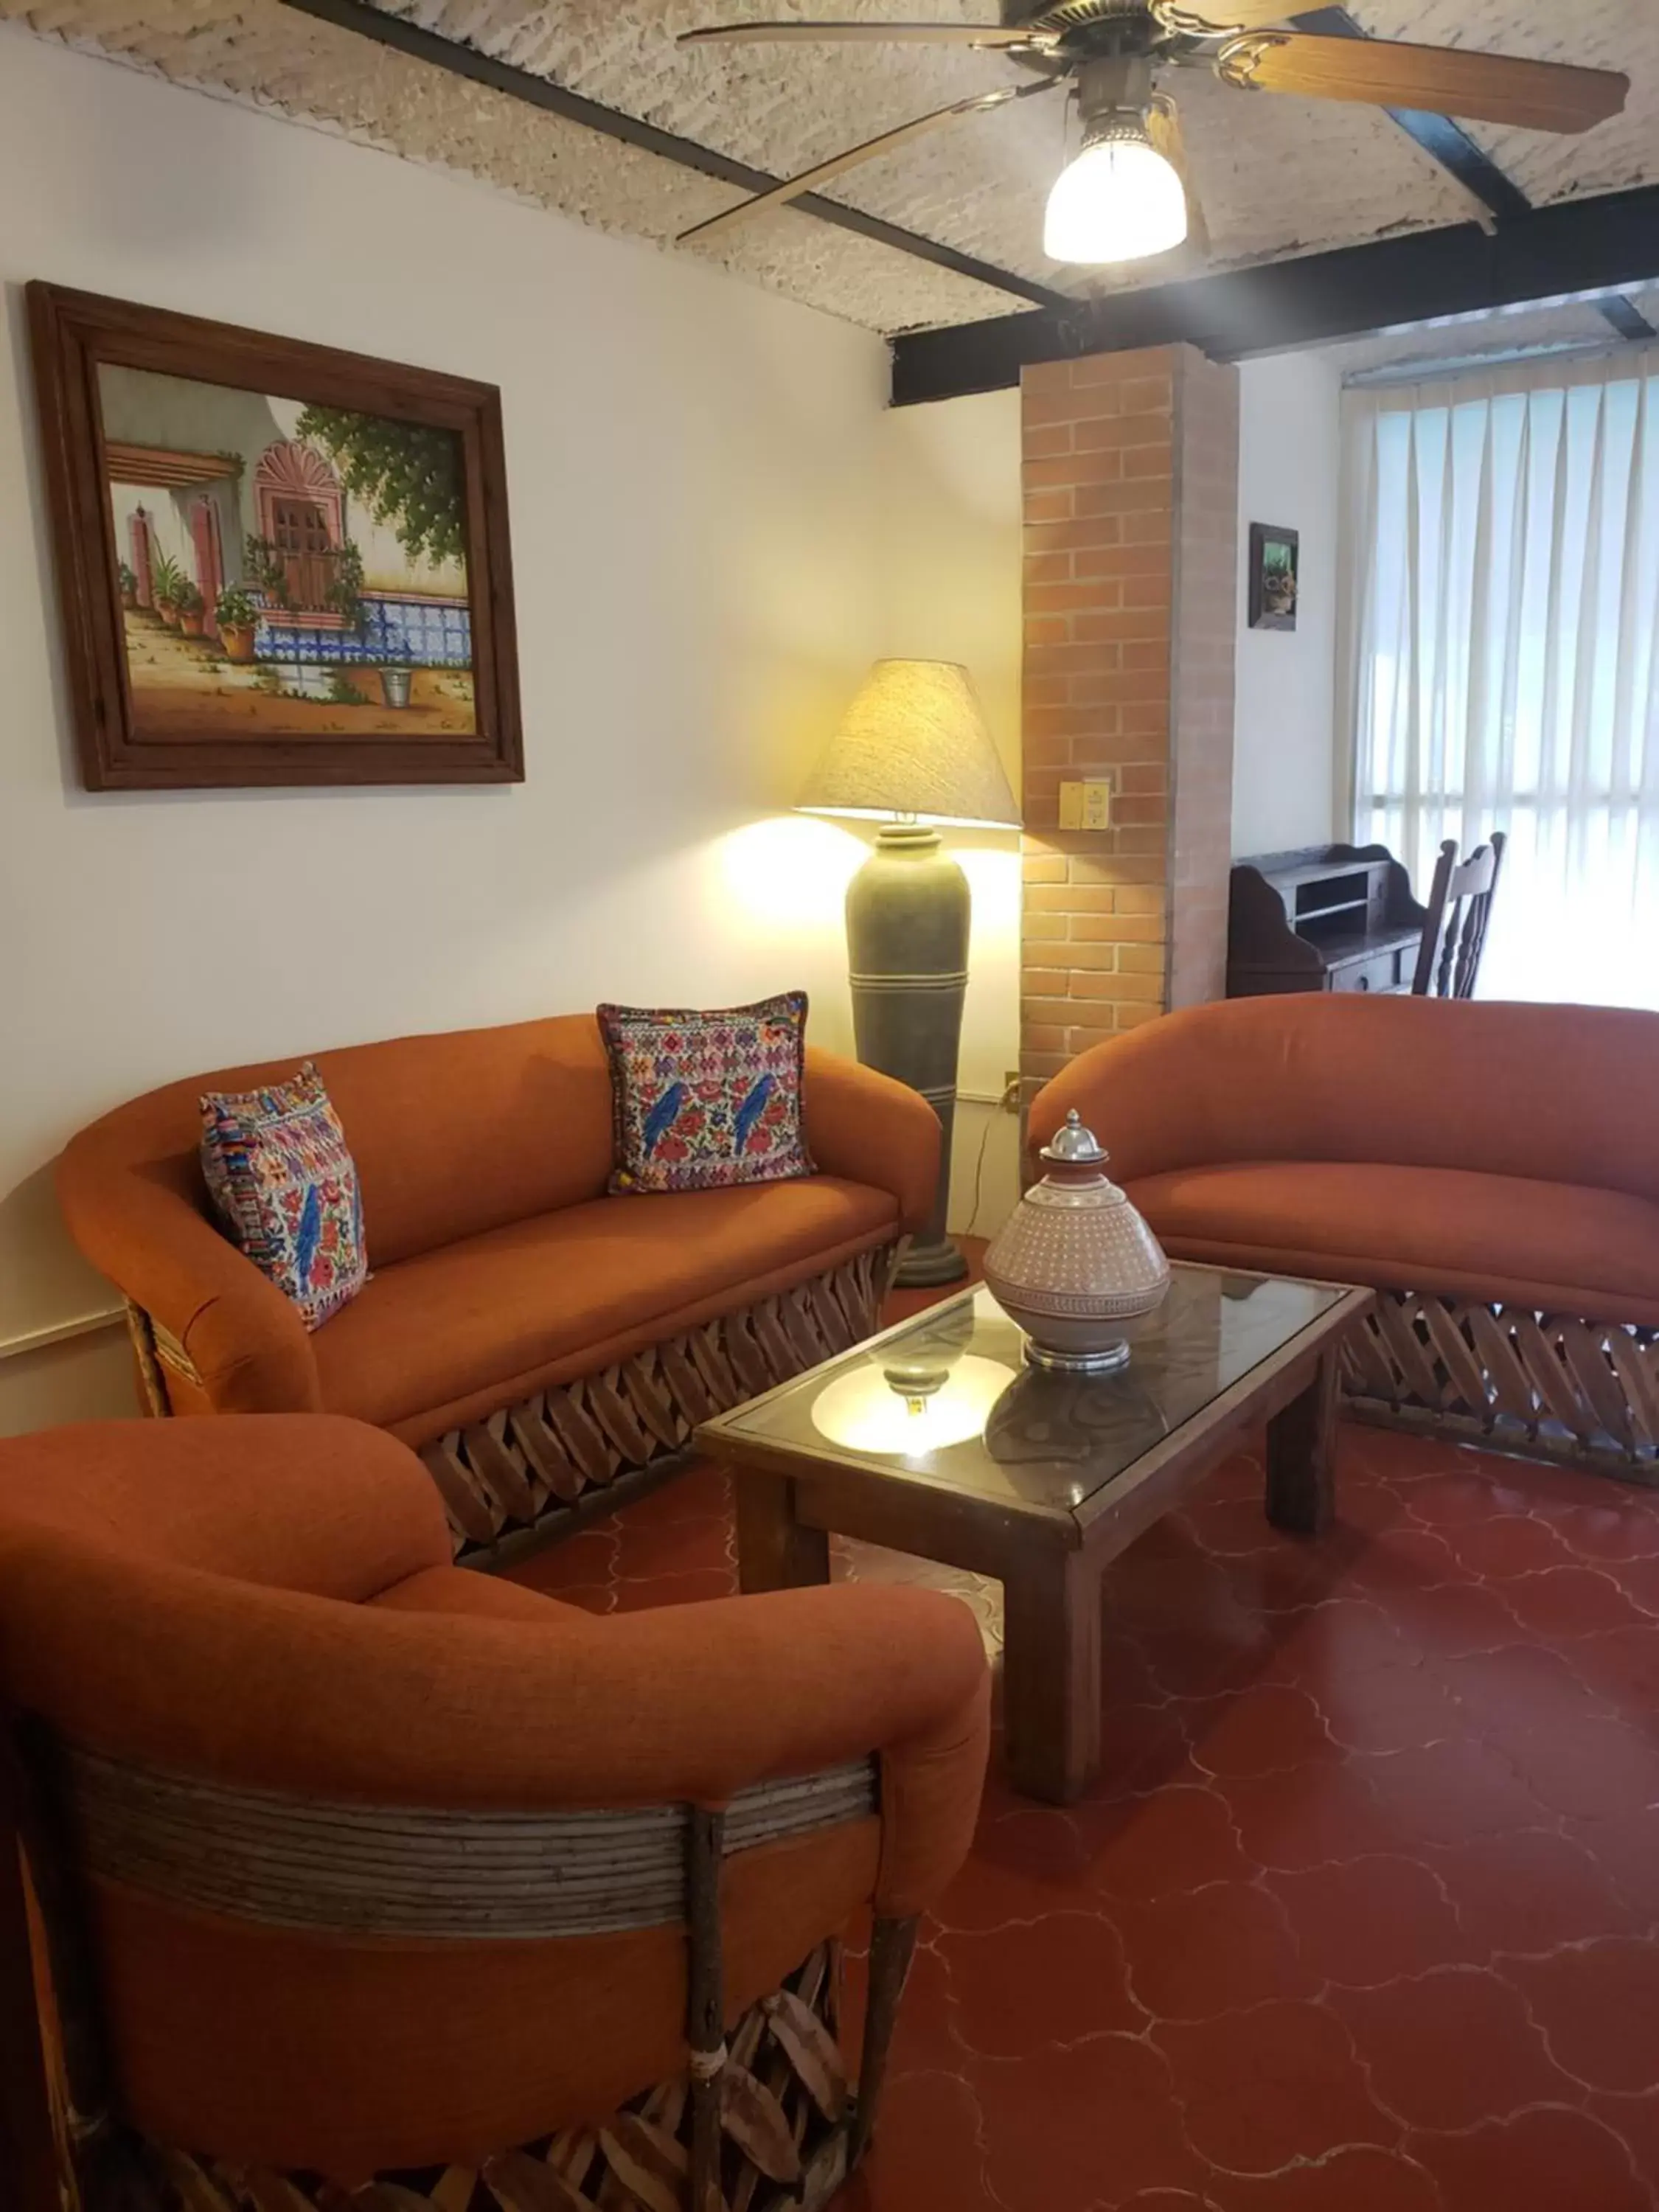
<box><xmin>199</xmin><ymin>1062</ymin><xmax>367</xmax><ymax>1329</ymax></box>
<box><xmin>598</xmin><ymin>992</ymin><xmax>816</xmax><ymax>1196</ymax></box>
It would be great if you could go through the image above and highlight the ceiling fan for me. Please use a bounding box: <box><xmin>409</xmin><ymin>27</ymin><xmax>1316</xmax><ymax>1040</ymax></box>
<box><xmin>674</xmin><ymin>3</ymin><xmax>1629</xmax><ymax>267</ymax></box>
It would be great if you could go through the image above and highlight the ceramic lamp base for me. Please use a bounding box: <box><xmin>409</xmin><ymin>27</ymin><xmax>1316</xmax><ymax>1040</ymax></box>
<box><xmin>895</xmin><ymin>1234</ymin><xmax>970</xmax><ymax>1289</ymax></box>
<box><xmin>845</xmin><ymin>821</ymin><xmax>970</xmax><ymax>1293</ymax></box>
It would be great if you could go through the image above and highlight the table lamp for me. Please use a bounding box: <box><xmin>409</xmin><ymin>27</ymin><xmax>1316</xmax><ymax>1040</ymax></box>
<box><xmin>798</xmin><ymin>659</ymin><xmax>1019</xmax><ymax>1287</ymax></box>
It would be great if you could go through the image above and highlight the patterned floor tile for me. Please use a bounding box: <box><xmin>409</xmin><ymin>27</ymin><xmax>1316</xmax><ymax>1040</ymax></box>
<box><xmin>1500</xmin><ymin>1941</ymin><xmax>1659</xmax><ymax>2096</ymax></box>
<box><xmin>1181</xmin><ymin>1684</ymin><xmax>1339</xmax><ymax>1782</ymax></box>
<box><xmin>1208</xmin><ymin>2146</ymin><xmax>1445</xmax><ymax>2212</ymax></box>
<box><xmin>1262</xmin><ymin>1854</ymin><xmax>1470</xmax><ymax>1989</ymax></box>
<box><xmin>1405</xmin><ymin>2105</ymin><xmax>1651</xmax><ymax>2212</ymax></box>
<box><xmin>1425</xmin><ymin>1827</ymin><xmax>1638</xmax><ymax>1958</ymax></box>
<box><xmin>1325</xmin><ymin>1965</ymin><xmax>1580</xmax><ymax>2131</ymax></box>
<box><xmin>1151</xmin><ymin>2000</ymin><xmax>1399</xmax><ymax>2175</ymax></box>
<box><xmin>944</xmin><ymin>1911</ymin><xmax>1146</xmax><ymax>2058</ymax></box>
<box><xmin>1114</xmin><ymin>1880</ymin><xmax>1317</xmax><ymax>2022</ymax></box>
<box><xmin>973</xmin><ymin>2037</ymin><xmax>1206</xmax><ymax>2211</ymax></box>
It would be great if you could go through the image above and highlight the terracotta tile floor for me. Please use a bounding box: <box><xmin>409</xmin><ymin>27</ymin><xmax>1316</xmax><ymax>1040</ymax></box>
<box><xmin>515</xmin><ymin>1422</ymin><xmax>1659</xmax><ymax>2211</ymax></box>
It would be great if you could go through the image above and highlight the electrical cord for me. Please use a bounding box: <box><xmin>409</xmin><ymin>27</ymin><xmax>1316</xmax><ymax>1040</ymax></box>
<box><xmin>961</xmin><ymin>1075</ymin><xmax>1021</xmax><ymax>1242</ymax></box>
<box><xmin>961</xmin><ymin>1110</ymin><xmax>994</xmax><ymax>1242</ymax></box>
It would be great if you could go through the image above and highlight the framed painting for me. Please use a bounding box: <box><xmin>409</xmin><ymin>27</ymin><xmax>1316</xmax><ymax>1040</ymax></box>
<box><xmin>1247</xmin><ymin>521</ymin><xmax>1299</xmax><ymax>633</ymax></box>
<box><xmin>27</xmin><ymin>283</ymin><xmax>523</xmax><ymax>788</ymax></box>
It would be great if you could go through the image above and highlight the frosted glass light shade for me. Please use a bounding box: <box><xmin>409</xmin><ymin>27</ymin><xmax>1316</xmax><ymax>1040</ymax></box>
<box><xmin>1043</xmin><ymin>136</ymin><xmax>1188</xmax><ymax>265</ymax></box>
<box><xmin>797</xmin><ymin>658</ymin><xmax>1019</xmax><ymax>829</ymax></box>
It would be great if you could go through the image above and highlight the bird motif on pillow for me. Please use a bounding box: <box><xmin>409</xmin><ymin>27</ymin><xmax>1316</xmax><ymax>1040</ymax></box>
<box><xmin>643</xmin><ymin>1081</ymin><xmax>689</xmax><ymax>1157</ymax></box>
<box><xmin>734</xmin><ymin>1071</ymin><xmax>776</xmax><ymax>1155</ymax></box>
<box><xmin>293</xmin><ymin>1180</ymin><xmax>323</xmax><ymax>1293</ymax></box>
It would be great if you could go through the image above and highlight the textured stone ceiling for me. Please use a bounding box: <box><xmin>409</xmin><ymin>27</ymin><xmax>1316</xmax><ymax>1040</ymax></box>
<box><xmin>4</xmin><ymin>0</ymin><xmax>1655</xmax><ymax>335</ymax></box>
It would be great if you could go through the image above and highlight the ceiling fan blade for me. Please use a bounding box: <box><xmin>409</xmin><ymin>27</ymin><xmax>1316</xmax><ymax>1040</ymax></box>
<box><xmin>680</xmin><ymin>20</ymin><xmax>1056</xmax><ymax>49</ymax></box>
<box><xmin>1215</xmin><ymin>31</ymin><xmax>1627</xmax><ymax>133</ymax></box>
<box><xmin>678</xmin><ymin>81</ymin><xmax>1048</xmax><ymax>245</ymax></box>
<box><xmin>1146</xmin><ymin>94</ymin><xmax>1209</xmax><ymax>260</ymax></box>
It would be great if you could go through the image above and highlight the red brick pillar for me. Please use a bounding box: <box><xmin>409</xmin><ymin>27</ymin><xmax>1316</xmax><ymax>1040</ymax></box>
<box><xmin>1019</xmin><ymin>344</ymin><xmax>1239</xmax><ymax>1093</ymax></box>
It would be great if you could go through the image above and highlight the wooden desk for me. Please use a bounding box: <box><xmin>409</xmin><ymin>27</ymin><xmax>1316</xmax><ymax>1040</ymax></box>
<box><xmin>1228</xmin><ymin>842</ymin><xmax>1428</xmax><ymax>998</ymax></box>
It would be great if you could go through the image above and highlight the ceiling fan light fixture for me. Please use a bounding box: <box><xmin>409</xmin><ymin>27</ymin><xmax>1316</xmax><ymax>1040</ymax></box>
<box><xmin>1043</xmin><ymin>118</ymin><xmax>1189</xmax><ymax>265</ymax></box>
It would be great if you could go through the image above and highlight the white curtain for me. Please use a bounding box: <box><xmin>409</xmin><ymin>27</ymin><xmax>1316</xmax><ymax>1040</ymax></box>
<box><xmin>1340</xmin><ymin>350</ymin><xmax>1659</xmax><ymax>1009</ymax></box>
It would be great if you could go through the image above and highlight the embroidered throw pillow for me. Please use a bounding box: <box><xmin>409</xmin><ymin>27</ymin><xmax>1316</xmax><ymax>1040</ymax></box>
<box><xmin>598</xmin><ymin>992</ymin><xmax>816</xmax><ymax>1196</ymax></box>
<box><xmin>199</xmin><ymin>1062</ymin><xmax>367</xmax><ymax>1329</ymax></box>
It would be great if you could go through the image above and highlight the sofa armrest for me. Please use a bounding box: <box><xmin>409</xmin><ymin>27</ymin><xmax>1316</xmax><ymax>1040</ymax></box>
<box><xmin>523</xmin><ymin>1583</ymin><xmax>992</xmax><ymax>1919</ymax></box>
<box><xmin>1029</xmin><ymin>1029</ymin><xmax>1190</xmax><ymax>1186</ymax></box>
<box><xmin>56</xmin><ymin>1143</ymin><xmax>321</xmax><ymax>1416</ymax></box>
<box><xmin>803</xmin><ymin>1049</ymin><xmax>941</xmax><ymax>1234</ymax></box>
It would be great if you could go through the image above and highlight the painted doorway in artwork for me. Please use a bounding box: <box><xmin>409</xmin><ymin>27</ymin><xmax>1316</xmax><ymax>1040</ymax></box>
<box><xmin>191</xmin><ymin>497</ymin><xmax>224</xmax><ymax>641</ymax></box>
<box><xmin>128</xmin><ymin>507</ymin><xmax>156</xmax><ymax>608</ymax></box>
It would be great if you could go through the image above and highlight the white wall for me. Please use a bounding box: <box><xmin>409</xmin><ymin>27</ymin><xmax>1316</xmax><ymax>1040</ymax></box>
<box><xmin>1231</xmin><ymin>349</ymin><xmax>1343</xmax><ymax>858</ymax></box>
<box><xmin>0</xmin><ymin>31</ymin><xmax>1024</xmax><ymax>1430</ymax></box>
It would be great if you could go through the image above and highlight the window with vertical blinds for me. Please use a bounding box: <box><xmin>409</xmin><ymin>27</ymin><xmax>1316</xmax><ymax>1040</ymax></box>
<box><xmin>1341</xmin><ymin>352</ymin><xmax>1659</xmax><ymax>1009</ymax></box>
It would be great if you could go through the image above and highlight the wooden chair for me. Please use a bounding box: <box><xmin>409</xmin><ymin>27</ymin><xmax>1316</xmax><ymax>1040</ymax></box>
<box><xmin>1412</xmin><ymin>832</ymin><xmax>1507</xmax><ymax>998</ymax></box>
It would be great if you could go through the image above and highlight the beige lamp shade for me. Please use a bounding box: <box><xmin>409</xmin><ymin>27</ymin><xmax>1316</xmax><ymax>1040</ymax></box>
<box><xmin>797</xmin><ymin>659</ymin><xmax>1019</xmax><ymax>830</ymax></box>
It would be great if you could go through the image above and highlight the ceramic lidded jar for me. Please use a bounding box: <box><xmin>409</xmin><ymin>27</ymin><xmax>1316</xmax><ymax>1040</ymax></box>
<box><xmin>983</xmin><ymin>1109</ymin><xmax>1170</xmax><ymax>1373</ymax></box>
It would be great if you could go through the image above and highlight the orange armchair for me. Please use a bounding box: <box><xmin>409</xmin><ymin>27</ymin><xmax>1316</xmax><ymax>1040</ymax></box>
<box><xmin>0</xmin><ymin>1416</ymin><xmax>988</xmax><ymax>2212</ymax></box>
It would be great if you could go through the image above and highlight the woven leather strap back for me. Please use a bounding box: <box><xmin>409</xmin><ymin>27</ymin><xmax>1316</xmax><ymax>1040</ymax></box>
<box><xmin>1343</xmin><ymin>1290</ymin><xmax>1659</xmax><ymax>1474</ymax></box>
<box><xmin>100</xmin><ymin>1940</ymin><xmax>855</xmax><ymax>2212</ymax></box>
<box><xmin>419</xmin><ymin>1245</ymin><xmax>896</xmax><ymax>1559</ymax></box>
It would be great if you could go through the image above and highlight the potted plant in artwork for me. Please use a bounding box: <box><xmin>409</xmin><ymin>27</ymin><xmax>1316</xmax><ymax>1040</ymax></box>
<box><xmin>116</xmin><ymin>560</ymin><xmax>138</xmax><ymax>612</ymax></box>
<box><xmin>325</xmin><ymin>538</ymin><xmax>368</xmax><ymax>634</ymax></box>
<box><xmin>175</xmin><ymin>581</ymin><xmax>206</xmax><ymax>639</ymax></box>
<box><xmin>242</xmin><ymin>535</ymin><xmax>293</xmax><ymax>613</ymax></box>
<box><xmin>151</xmin><ymin>552</ymin><xmax>184</xmax><ymax>630</ymax></box>
<box><xmin>215</xmin><ymin>586</ymin><xmax>260</xmax><ymax>665</ymax></box>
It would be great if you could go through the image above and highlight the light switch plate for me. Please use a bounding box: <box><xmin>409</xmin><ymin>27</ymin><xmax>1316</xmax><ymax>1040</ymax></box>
<box><xmin>1059</xmin><ymin>776</ymin><xmax>1114</xmax><ymax>830</ymax></box>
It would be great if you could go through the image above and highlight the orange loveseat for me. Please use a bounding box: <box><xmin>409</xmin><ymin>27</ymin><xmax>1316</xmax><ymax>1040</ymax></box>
<box><xmin>58</xmin><ymin>1015</ymin><xmax>939</xmax><ymax>1558</ymax></box>
<box><xmin>1030</xmin><ymin>993</ymin><xmax>1659</xmax><ymax>1473</ymax></box>
<box><xmin>0</xmin><ymin>1415</ymin><xmax>990</xmax><ymax>2211</ymax></box>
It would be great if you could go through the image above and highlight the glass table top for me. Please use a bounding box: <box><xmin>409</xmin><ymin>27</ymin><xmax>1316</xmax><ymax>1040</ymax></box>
<box><xmin>717</xmin><ymin>1265</ymin><xmax>1348</xmax><ymax>1517</ymax></box>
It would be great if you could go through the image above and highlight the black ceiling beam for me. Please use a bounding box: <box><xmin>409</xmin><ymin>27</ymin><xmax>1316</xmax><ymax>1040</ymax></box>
<box><xmin>276</xmin><ymin>0</ymin><xmax>1073</xmax><ymax>313</ymax></box>
<box><xmin>1597</xmin><ymin>292</ymin><xmax>1657</xmax><ymax>340</ymax></box>
<box><xmin>890</xmin><ymin>183</ymin><xmax>1659</xmax><ymax>404</ymax></box>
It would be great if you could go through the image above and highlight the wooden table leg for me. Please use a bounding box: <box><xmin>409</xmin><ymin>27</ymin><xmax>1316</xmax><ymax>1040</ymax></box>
<box><xmin>733</xmin><ymin>1472</ymin><xmax>831</xmax><ymax>1594</ymax></box>
<box><xmin>1001</xmin><ymin>1547</ymin><xmax>1100</xmax><ymax>1804</ymax></box>
<box><xmin>1265</xmin><ymin>1347</ymin><xmax>1340</xmax><ymax>1536</ymax></box>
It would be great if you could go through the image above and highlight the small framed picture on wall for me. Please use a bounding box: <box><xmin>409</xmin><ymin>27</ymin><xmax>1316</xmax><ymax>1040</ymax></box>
<box><xmin>1248</xmin><ymin>522</ymin><xmax>1299</xmax><ymax>633</ymax></box>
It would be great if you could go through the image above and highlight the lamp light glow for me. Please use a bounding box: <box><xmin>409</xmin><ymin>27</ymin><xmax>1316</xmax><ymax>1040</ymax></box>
<box><xmin>1043</xmin><ymin>127</ymin><xmax>1188</xmax><ymax>265</ymax></box>
<box><xmin>810</xmin><ymin>1353</ymin><xmax>1016</xmax><ymax>1458</ymax></box>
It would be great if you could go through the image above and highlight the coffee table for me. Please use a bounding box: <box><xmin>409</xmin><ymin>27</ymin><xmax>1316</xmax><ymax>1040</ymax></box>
<box><xmin>697</xmin><ymin>1262</ymin><xmax>1374</xmax><ymax>1803</ymax></box>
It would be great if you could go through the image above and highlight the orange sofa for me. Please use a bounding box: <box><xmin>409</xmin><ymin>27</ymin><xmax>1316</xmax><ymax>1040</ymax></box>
<box><xmin>0</xmin><ymin>1414</ymin><xmax>989</xmax><ymax>2212</ymax></box>
<box><xmin>1030</xmin><ymin>994</ymin><xmax>1659</xmax><ymax>1473</ymax></box>
<box><xmin>58</xmin><ymin>1015</ymin><xmax>939</xmax><ymax>1558</ymax></box>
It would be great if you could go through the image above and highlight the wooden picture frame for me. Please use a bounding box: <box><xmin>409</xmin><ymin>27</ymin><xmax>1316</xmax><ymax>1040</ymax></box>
<box><xmin>1248</xmin><ymin>521</ymin><xmax>1299</xmax><ymax>633</ymax></box>
<box><xmin>27</xmin><ymin>282</ymin><xmax>523</xmax><ymax>789</ymax></box>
